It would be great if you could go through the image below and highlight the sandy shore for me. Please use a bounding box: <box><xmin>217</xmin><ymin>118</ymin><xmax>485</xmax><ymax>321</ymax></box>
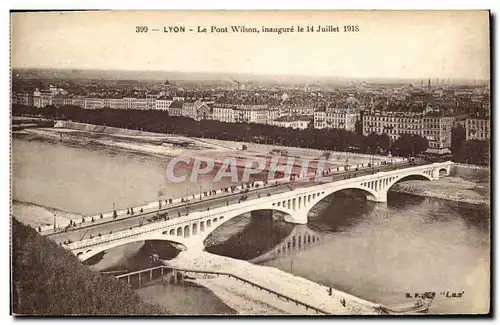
<box><xmin>391</xmin><ymin>176</ymin><xmax>490</xmax><ymax>206</ymax></box>
<box><xmin>164</xmin><ymin>250</ymin><xmax>381</xmax><ymax>315</ymax></box>
<box><xmin>12</xmin><ymin>201</ymin><xmax>83</xmax><ymax>229</ymax></box>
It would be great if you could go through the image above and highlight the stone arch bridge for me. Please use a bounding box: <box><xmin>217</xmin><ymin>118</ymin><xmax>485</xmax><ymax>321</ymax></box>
<box><xmin>68</xmin><ymin>162</ymin><xmax>452</xmax><ymax>261</ymax></box>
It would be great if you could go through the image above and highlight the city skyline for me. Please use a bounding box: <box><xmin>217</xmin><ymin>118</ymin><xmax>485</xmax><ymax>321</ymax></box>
<box><xmin>11</xmin><ymin>11</ymin><xmax>490</xmax><ymax>80</ymax></box>
<box><xmin>12</xmin><ymin>67</ymin><xmax>490</xmax><ymax>85</ymax></box>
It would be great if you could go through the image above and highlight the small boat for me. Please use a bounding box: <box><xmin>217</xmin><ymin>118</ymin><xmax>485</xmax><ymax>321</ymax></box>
<box><xmin>375</xmin><ymin>299</ymin><xmax>432</xmax><ymax>315</ymax></box>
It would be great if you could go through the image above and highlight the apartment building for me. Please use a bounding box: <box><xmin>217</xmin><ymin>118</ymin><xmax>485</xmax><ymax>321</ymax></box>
<box><xmin>33</xmin><ymin>89</ymin><xmax>53</xmax><ymax>108</ymax></box>
<box><xmin>423</xmin><ymin>115</ymin><xmax>455</xmax><ymax>150</ymax></box>
<box><xmin>362</xmin><ymin>110</ymin><xmax>456</xmax><ymax>151</ymax></box>
<box><xmin>466</xmin><ymin>118</ymin><xmax>490</xmax><ymax>141</ymax></box>
<box><xmin>156</xmin><ymin>98</ymin><xmax>173</xmax><ymax>111</ymax></box>
<box><xmin>71</xmin><ymin>96</ymin><xmax>86</xmax><ymax>108</ymax></box>
<box><xmin>270</xmin><ymin>116</ymin><xmax>311</xmax><ymax>130</ymax></box>
<box><xmin>211</xmin><ymin>104</ymin><xmax>235</xmax><ymax>123</ymax></box>
<box><xmin>168</xmin><ymin>101</ymin><xmax>184</xmax><ymax>116</ymax></box>
<box><xmin>103</xmin><ymin>98</ymin><xmax>125</xmax><ymax>109</ymax></box>
<box><xmin>12</xmin><ymin>93</ymin><xmax>34</xmax><ymax>106</ymax></box>
<box><xmin>84</xmin><ymin>98</ymin><xmax>105</xmax><ymax>110</ymax></box>
<box><xmin>314</xmin><ymin>110</ymin><xmax>360</xmax><ymax>131</ymax></box>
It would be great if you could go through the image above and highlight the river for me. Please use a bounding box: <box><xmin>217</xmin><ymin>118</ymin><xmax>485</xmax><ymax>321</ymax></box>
<box><xmin>12</xmin><ymin>134</ymin><xmax>490</xmax><ymax>314</ymax></box>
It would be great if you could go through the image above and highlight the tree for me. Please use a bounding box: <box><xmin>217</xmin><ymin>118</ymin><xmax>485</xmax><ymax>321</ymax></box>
<box><xmin>412</xmin><ymin>134</ymin><xmax>429</xmax><ymax>155</ymax></box>
<box><xmin>392</xmin><ymin>133</ymin><xmax>428</xmax><ymax>157</ymax></box>
<box><xmin>464</xmin><ymin>139</ymin><xmax>490</xmax><ymax>166</ymax></box>
<box><xmin>378</xmin><ymin>133</ymin><xmax>391</xmax><ymax>152</ymax></box>
<box><xmin>451</xmin><ymin>126</ymin><xmax>467</xmax><ymax>163</ymax></box>
<box><xmin>354</xmin><ymin>119</ymin><xmax>363</xmax><ymax>135</ymax></box>
<box><xmin>367</xmin><ymin>132</ymin><xmax>378</xmax><ymax>154</ymax></box>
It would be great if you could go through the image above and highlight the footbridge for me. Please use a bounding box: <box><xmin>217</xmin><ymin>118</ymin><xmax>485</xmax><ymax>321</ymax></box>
<box><xmin>67</xmin><ymin>162</ymin><xmax>452</xmax><ymax>261</ymax></box>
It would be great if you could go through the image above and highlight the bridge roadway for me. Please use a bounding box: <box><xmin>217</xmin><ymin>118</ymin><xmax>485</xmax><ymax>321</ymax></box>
<box><xmin>48</xmin><ymin>160</ymin><xmax>420</xmax><ymax>245</ymax></box>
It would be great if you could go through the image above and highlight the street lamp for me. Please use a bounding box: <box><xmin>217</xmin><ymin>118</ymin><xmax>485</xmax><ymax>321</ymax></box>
<box><xmin>158</xmin><ymin>185</ymin><xmax>163</xmax><ymax>210</ymax></box>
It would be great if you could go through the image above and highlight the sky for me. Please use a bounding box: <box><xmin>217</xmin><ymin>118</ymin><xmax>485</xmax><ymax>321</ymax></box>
<box><xmin>11</xmin><ymin>10</ymin><xmax>490</xmax><ymax>80</ymax></box>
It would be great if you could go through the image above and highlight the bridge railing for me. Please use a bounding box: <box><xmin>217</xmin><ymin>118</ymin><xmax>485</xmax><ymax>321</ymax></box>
<box><xmin>115</xmin><ymin>265</ymin><xmax>331</xmax><ymax>315</ymax></box>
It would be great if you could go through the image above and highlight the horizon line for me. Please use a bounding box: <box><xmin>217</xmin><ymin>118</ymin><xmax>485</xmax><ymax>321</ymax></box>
<box><xmin>11</xmin><ymin>66</ymin><xmax>490</xmax><ymax>83</ymax></box>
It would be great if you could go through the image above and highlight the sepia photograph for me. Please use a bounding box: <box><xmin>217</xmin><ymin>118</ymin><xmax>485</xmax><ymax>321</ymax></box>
<box><xmin>9</xmin><ymin>10</ymin><xmax>491</xmax><ymax>316</ymax></box>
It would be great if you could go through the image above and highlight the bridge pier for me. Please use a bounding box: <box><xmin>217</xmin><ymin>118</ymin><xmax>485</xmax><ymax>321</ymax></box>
<box><xmin>432</xmin><ymin>168</ymin><xmax>440</xmax><ymax>180</ymax></box>
<box><xmin>366</xmin><ymin>190</ymin><xmax>387</xmax><ymax>203</ymax></box>
<box><xmin>283</xmin><ymin>210</ymin><xmax>308</xmax><ymax>225</ymax></box>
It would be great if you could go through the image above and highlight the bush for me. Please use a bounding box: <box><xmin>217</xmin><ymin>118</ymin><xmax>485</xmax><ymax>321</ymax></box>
<box><xmin>11</xmin><ymin>217</ymin><xmax>165</xmax><ymax>315</ymax></box>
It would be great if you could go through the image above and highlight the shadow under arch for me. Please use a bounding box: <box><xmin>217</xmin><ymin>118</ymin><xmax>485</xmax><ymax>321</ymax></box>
<box><xmin>203</xmin><ymin>208</ymin><xmax>297</xmax><ymax>260</ymax></box>
<box><xmin>83</xmin><ymin>238</ymin><xmax>183</xmax><ymax>273</ymax></box>
<box><xmin>439</xmin><ymin>168</ymin><xmax>448</xmax><ymax>177</ymax></box>
<box><xmin>306</xmin><ymin>187</ymin><xmax>378</xmax><ymax>232</ymax></box>
<box><xmin>78</xmin><ymin>235</ymin><xmax>188</xmax><ymax>263</ymax></box>
<box><xmin>389</xmin><ymin>174</ymin><xmax>432</xmax><ymax>189</ymax></box>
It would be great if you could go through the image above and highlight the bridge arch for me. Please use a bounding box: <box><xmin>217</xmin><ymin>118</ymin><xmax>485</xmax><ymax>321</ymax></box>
<box><xmin>384</xmin><ymin>172</ymin><xmax>433</xmax><ymax>193</ymax></box>
<box><xmin>75</xmin><ymin>233</ymin><xmax>189</xmax><ymax>262</ymax></box>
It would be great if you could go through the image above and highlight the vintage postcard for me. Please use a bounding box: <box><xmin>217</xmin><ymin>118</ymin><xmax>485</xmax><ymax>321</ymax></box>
<box><xmin>10</xmin><ymin>10</ymin><xmax>490</xmax><ymax>316</ymax></box>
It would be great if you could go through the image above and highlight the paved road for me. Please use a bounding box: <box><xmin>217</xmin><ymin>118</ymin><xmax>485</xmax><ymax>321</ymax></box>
<box><xmin>48</xmin><ymin>160</ymin><xmax>421</xmax><ymax>245</ymax></box>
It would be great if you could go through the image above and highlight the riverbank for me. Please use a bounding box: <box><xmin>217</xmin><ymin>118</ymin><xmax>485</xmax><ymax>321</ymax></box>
<box><xmin>391</xmin><ymin>176</ymin><xmax>490</xmax><ymax>206</ymax></box>
<box><xmin>12</xmin><ymin>200</ymin><xmax>83</xmax><ymax>228</ymax></box>
<box><xmin>19</xmin><ymin>122</ymin><xmax>399</xmax><ymax>170</ymax></box>
<box><xmin>164</xmin><ymin>250</ymin><xmax>381</xmax><ymax>315</ymax></box>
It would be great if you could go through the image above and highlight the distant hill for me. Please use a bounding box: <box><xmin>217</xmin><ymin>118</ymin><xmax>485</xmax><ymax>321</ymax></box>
<box><xmin>11</xmin><ymin>67</ymin><xmax>342</xmax><ymax>84</ymax></box>
<box><xmin>11</xmin><ymin>67</ymin><xmax>487</xmax><ymax>86</ymax></box>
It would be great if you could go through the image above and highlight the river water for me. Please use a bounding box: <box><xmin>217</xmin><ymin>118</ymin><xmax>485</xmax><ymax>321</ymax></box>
<box><xmin>12</xmin><ymin>134</ymin><xmax>490</xmax><ymax>314</ymax></box>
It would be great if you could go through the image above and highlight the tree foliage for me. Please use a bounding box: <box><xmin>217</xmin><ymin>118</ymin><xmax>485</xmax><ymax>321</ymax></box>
<box><xmin>450</xmin><ymin>126</ymin><xmax>489</xmax><ymax>166</ymax></box>
<box><xmin>12</xmin><ymin>217</ymin><xmax>164</xmax><ymax>315</ymax></box>
<box><xmin>463</xmin><ymin>139</ymin><xmax>490</xmax><ymax>166</ymax></box>
<box><xmin>451</xmin><ymin>126</ymin><xmax>467</xmax><ymax>162</ymax></box>
<box><xmin>391</xmin><ymin>133</ymin><xmax>429</xmax><ymax>157</ymax></box>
